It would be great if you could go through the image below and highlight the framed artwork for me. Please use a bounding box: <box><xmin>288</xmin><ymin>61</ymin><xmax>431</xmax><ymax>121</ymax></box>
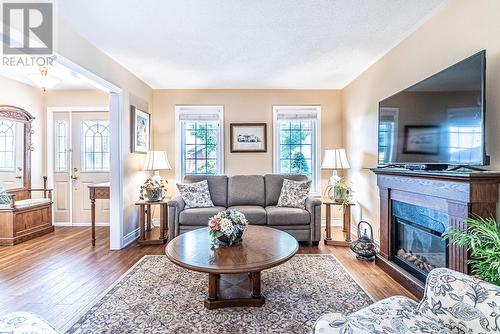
<box><xmin>403</xmin><ymin>125</ymin><xmax>440</xmax><ymax>155</ymax></box>
<box><xmin>230</xmin><ymin>123</ymin><xmax>267</xmax><ymax>153</ymax></box>
<box><xmin>131</xmin><ymin>106</ymin><xmax>150</xmax><ymax>153</ymax></box>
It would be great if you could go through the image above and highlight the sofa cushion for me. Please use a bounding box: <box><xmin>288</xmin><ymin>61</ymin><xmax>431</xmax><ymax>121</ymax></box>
<box><xmin>0</xmin><ymin>198</ymin><xmax>51</xmax><ymax>210</ymax></box>
<box><xmin>184</xmin><ymin>175</ymin><xmax>228</xmax><ymax>207</ymax></box>
<box><xmin>177</xmin><ymin>180</ymin><xmax>214</xmax><ymax>208</ymax></box>
<box><xmin>227</xmin><ymin>175</ymin><xmax>265</xmax><ymax>207</ymax></box>
<box><xmin>266</xmin><ymin>206</ymin><xmax>310</xmax><ymax>226</ymax></box>
<box><xmin>228</xmin><ymin>206</ymin><xmax>266</xmax><ymax>225</ymax></box>
<box><xmin>264</xmin><ymin>174</ymin><xmax>308</xmax><ymax>207</ymax></box>
<box><xmin>179</xmin><ymin>206</ymin><xmax>226</xmax><ymax>226</ymax></box>
<box><xmin>277</xmin><ymin>179</ymin><xmax>311</xmax><ymax>209</ymax></box>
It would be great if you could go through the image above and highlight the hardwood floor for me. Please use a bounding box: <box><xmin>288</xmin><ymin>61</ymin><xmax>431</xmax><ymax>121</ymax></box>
<box><xmin>0</xmin><ymin>227</ymin><xmax>416</xmax><ymax>330</ymax></box>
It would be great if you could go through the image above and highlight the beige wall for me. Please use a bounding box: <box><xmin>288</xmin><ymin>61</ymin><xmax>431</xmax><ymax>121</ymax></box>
<box><xmin>0</xmin><ymin>76</ymin><xmax>45</xmax><ymax>188</ymax></box>
<box><xmin>56</xmin><ymin>17</ymin><xmax>154</xmax><ymax>244</ymax></box>
<box><xmin>342</xmin><ymin>0</ymin><xmax>500</xmax><ymax>241</ymax></box>
<box><xmin>45</xmin><ymin>89</ymin><xmax>109</xmax><ymax>108</ymax></box>
<box><xmin>153</xmin><ymin>89</ymin><xmax>342</xmax><ymax>197</ymax></box>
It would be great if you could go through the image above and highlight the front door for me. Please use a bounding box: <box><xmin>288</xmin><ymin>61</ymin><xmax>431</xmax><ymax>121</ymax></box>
<box><xmin>52</xmin><ymin>111</ymin><xmax>110</xmax><ymax>225</ymax></box>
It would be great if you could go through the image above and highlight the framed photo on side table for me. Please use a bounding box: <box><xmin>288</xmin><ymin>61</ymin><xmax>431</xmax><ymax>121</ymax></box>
<box><xmin>230</xmin><ymin>123</ymin><xmax>267</xmax><ymax>153</ymax></box>
<box><xmin>131</xmin><ymin>106</ymin><xmax>150</xmax><ymax>153</ymax></box>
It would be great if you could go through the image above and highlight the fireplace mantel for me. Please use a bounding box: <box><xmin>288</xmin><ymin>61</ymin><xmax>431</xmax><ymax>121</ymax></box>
<box><xmin>371</xmin><ymin>168</ymin><xmax>500</xmax><ymax>298</ymax></box>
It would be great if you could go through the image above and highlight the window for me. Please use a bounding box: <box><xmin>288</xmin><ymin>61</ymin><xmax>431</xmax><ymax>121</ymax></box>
<box><xmin>82</xmin><ymin>120</ymin><xmax>110</xmax><ymax>171</ymax></box>
<box><xmin>176</xmin><ymin>106</ymin><xmax>224</xmax><ymax>181</ymax></box>
<box><xmin>55</xmin><ymin>120</ymin><xmax>68</xmax><ymax>172</ymax></box>
<box><xmin>0</xmin><ymin>120</ymin><xmax>15</xmax><ymax>171</ymax></box>
<box><xmin>447</xmin><ymin>107</ymin><xmax>482</xmax><ymax>164</ymax></box>
<box><xmin>273</xmin><ymin>106</ymin><xmax>320</xmax><ymax>192</ymax></box>
<box><xmin>378</xmin><ymin>107</ymin><xmax>399</xmax><ymax>164</ymax></box>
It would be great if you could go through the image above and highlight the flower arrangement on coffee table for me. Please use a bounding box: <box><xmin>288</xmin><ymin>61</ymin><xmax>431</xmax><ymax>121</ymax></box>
<box><xmin>208</xmin><ymin>210</ymin><xmax>248</xmax><ymax>248</ymax></box>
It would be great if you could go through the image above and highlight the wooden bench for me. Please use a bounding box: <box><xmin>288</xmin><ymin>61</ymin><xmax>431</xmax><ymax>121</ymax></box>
<box><xmin>0</xmin><ymin>188</ymin><xmax>53</xmax><ymax>246</ymax></box>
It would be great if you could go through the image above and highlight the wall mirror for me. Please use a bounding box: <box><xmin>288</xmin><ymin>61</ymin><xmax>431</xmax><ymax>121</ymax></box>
<box><xmin>0</xmin><ymin>105</ymin><xmax>33</xmax><ymax>197</ymax></box>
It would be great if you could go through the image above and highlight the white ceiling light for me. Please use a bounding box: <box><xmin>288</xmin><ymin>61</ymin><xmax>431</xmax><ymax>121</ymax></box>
<box><xmin>28</xmin><ymin>66</ymin><xmax>60</xmax><ymax>91</ymax></box>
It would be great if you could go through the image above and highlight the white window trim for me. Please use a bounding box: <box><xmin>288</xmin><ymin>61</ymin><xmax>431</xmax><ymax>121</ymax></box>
<box><xmin>175</xmin><ymin>105</ymin><xmax>224</xmax><ymax>183</ymax></box>
<box><xmin>272</xmin><ymin>105</ymin><xmax>321</xmax><ymax>193</ymax></box>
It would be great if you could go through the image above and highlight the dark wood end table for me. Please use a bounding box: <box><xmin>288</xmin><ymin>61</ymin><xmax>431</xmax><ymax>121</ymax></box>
<box><xmin>135</xmin><ymin>199</ymin><xmax>169</xmax><ymax>245</ymax></box>
<box><xmin>88</xmin><ymin>182</ymin><xmax>110</xmax><ymax>246</ymax></box>
<box><xmin>323</xmin><ymin>198</ymin><xmax>355</xmax><ymax>247</ymax></box>
<box><xmin>165</xmin><ymin>225</ymin><xmax>298</xmax><ymax>309</ymax></box>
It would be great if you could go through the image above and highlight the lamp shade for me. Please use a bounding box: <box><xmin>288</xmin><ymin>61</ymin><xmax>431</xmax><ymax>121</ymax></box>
<box><xmin>143</xmin><ymin>151</ymin><xmax>172</xmax><ymax>171</ymax></box>
<box><xmin>321</xmin><ymin>149</ymin><xmax>350</xmax><ymax>170</ymax></box>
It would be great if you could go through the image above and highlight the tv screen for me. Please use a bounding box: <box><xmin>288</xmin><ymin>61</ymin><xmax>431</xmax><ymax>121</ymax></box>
<box><xmin>378</xmin><ymin>50</ymin><xmax>486</xmax><ymax>167</ymax></box>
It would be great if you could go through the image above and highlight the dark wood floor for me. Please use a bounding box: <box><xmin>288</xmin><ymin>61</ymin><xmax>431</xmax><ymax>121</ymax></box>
<box><xmin>0</xmin><ymin>227</ymin><xmax>415</xmax><ymax>330</ymax></box>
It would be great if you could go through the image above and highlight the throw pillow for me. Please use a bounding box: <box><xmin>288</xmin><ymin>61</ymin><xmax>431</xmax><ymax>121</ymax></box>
<box><xmin>0</xmin><ymin>185</ymin><xmax>11</xmax><ymax>204</ymax></box>
<box><xmin>277</xmin><ymin>179</ymin><xmax>311</xmax><ymax>209</ymax></box>
<box><xmin>177</xmin><ymin>180</ymin><xmax>214</xmax><ymax>208</ymax></box>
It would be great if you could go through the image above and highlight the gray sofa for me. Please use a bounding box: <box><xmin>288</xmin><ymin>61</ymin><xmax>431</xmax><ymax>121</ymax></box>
<box><xmin>167</xmin><ymin>174</ymin><xmax>322</xmax><ymax>244</ymax></box>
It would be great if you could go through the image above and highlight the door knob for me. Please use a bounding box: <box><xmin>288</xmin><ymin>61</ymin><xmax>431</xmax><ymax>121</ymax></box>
<box><xmin>71</xmin><ymin>174</ymin><xmax>78</xmax><ymax>180</ymax></box>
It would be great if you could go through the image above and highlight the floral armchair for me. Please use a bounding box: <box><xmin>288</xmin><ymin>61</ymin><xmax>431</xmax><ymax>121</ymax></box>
<box><xmin>315</xmin><ymin>268</ymin><xmax>500</xmax><ymax>334</ymax></box>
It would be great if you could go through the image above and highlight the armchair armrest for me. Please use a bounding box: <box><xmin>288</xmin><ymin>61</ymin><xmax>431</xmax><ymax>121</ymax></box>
<box><xmin>305</xmin><ymin>195</ymin><xmax>322</xmax><ymax>213</ymax></box>
<box><xmin>168</xmin><ymin>196</ymin><xmax>185</xmax><ymax>211</ymax></box>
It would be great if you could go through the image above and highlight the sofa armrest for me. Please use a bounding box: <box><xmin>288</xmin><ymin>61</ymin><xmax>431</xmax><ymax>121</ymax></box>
<box><xmin>167</xmin><ymin>196</ymin><xmax>185</xmax><ymax>241</ymax></box>
<box><xmin>417</xmin><ymin>268</ymin><xmax>500</xmax><ymax>333</ymax></box>
<box><xmin>168</xmin><ymin>196</ymin><xmax>185</xmax><ymax>211</ymax></box>
<box><xmin>305</xmin><ymin>195</ymin><xmax>322</xmax><ymax>213</ymax></box>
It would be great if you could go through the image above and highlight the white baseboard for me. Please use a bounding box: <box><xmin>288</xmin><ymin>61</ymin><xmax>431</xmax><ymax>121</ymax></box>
<box><xmin>122</xmin><ymin>227</ymin><xmax>140</xmax><ymax>247</ymax></box>
<box><xmin>53</xmin><ymin>222</ymin><xmax>110</xmax><ymax>227</ymax></box>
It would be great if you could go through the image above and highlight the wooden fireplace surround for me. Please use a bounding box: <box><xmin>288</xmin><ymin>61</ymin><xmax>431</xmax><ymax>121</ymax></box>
<box><xmin>372</xmin><ymin>168</ymin><xmax>500</xmax><ymax>298</ymax></box>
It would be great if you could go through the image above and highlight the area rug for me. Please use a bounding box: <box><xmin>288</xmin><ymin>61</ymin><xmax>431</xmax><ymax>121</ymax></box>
<box><xmin>65</xmin><ymin>254</ymin><xmax>373</xmax><ymax>333</ymax></box>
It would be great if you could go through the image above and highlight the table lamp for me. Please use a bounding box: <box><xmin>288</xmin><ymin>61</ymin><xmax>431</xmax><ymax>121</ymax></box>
<box><xmin>321</xmin><ymin>149</ymin><xmax>350</xmax><ymax>200</ymax></box>
<box><xmin>141</xmin><ymin>150</ymin><xmax>172</xmax><ymax>201</ymax></box>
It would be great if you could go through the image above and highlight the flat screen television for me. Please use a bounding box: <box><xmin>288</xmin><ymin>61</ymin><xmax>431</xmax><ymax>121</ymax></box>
<box><xmin>377</xmin><ymin>50</ymin><xmax>487</xmax><ymax>168</ymax></box>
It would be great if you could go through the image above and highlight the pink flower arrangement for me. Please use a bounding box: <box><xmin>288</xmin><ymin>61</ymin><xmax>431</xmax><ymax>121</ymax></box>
<box><xmin>208</xmin><ymin>210</ymin><xmax>248</xmax><ymax>247</ymax></box>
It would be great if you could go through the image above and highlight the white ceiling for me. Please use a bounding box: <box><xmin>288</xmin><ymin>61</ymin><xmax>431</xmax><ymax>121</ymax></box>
<box><xmin>0</xmin><ymin>63</ymin><xmax>98</xmax><ymax>90</ymax></box>
<box><xmin>56</xmin><ymin>0</ymin><xmax>447</xmax><ymax>89</ymax></box>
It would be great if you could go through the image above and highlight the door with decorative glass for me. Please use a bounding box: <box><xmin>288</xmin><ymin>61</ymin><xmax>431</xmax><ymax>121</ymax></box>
<box><xmin>52</xmin><ymin>111</ymin><xmax>110</xmax><ymax>225</ymax></box>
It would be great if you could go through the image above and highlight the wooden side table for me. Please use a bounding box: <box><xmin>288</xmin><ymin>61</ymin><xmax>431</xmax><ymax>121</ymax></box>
<box><xmin>322</xmin><ymin>198</ymin><xmax>355</xmax><ymax>247</ymax></box>
<box><xmin>135</xmin><ymin>200</ymin><xmax>169</xmax><ymax>245</ymax></box>
<box><xmin>88</xmin><ymin>182</ymin><xmax>110</xmax><ymax>246</ymax></box>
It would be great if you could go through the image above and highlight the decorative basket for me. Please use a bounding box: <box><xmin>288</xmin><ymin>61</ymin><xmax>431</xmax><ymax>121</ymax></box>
<box><xmin>350</xmin><ymin>221</ymin><xmax>378</xmax><ymax>261</ymax></box>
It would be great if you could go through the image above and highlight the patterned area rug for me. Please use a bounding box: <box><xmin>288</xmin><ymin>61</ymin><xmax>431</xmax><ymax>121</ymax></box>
<box><xmin>66</xmin><ymin>254</ymin><xmax>373</xmax><ymax>333</ymax></box>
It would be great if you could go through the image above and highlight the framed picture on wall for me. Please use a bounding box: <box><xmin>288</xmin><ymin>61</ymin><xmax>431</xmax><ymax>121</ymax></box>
<box><xmin>131</xmin><ymin>106</ymin><xmax>150</xmax><ymax>153</ymax></box>
<box><xmin>403</xmin><ymin>125</ymin><xmax>440</xmax><ymax>155</ymax></box>
<box><xmin>230</xmin><ymin>123</ymin><xmax>267</xmax><ymax>152</ymax></box>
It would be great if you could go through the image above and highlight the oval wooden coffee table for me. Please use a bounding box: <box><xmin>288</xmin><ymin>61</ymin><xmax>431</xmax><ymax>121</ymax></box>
<box><xmin>165</xmin><ymin>225</ymin><xmax>298</xmax><ymax>309</ymax></box>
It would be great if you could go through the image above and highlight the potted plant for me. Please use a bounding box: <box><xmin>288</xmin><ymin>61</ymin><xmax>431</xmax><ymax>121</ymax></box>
<box><xmin>324</xmin><ymin>178</ymin><xmax>352</xmax><ymax>204</ymax></box>
<box><xmin>442</xmin><ymin>217</ymin><xmax>500</xmax><ymax>285</ymax></box>
<box><xmin>140</xmin><ymin>177</ymin><xmax>168</xmax><ymax>202</ymax></box>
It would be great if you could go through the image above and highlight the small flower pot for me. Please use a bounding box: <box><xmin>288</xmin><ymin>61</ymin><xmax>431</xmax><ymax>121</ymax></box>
<box><xmin>145</xmin><ymin>188</ymin><xmax>163</xmax><ymax>202</ymax></box>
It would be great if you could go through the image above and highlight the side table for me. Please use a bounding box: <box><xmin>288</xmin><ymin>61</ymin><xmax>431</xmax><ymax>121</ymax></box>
<box><xmin>322</xmin><ymin>198</ymin><xmax>355</xmax><ymax>247</ymax></box>
<box><xmin>135</xmin><ymin>200</ymin><xmax>169</xmax><ymax>245</ymax></box>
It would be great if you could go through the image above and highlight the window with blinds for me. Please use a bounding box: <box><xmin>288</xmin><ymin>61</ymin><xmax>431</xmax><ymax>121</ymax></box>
<box><xmin>176</xmin><ymin>106</ymin><xmax>224</xmax><ymax>181</ymax></box>
<box><xmin>273</xmin><ymin>106</ymin><xmax>320</xmax><ymax>192</ymax></box>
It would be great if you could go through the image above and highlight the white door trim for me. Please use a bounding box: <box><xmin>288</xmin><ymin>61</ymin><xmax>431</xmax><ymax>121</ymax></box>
<box><xmin>48</xmin><ymin>53</ymin><xmax>124</xmax><ymax>250</ymax></box>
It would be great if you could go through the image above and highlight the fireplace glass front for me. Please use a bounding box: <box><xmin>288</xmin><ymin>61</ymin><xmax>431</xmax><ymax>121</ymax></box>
<box><xmin>392</xmin><ymin>200</ymin><xmax>448</xmax><ymax>282</ymax></box>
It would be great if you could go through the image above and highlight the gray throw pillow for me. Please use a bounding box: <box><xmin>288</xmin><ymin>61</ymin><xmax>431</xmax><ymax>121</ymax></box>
<box><xmin>176</xmin><ymin>180</ymin><xmax>214</xmax><ymax>208</ymax></box>
<box><xmin>277</xmin><ymin>179</ymin><xmax>311</xmax><ymax>209</ymax></box>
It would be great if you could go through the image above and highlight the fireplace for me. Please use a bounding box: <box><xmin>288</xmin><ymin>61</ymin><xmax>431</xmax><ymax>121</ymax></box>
<box><xmin>372</xmin><ymin>168</ymin><xmax>500</xmax><ymax>298</ymax></box>
<box><xmin>391</xmin><ymin>200</ymin><xmax>448</xmax><ymax>282</ymax></box>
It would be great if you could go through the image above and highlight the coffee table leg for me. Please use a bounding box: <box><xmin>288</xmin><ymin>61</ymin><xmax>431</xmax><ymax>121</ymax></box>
<box><xmin>208</xmin><ymin>273</ymin><xmax>219</xmax><ymax>301</ymax></box>
<box><xmin>251</xmin><ymin>271</ymin><xmax>261</xmax><ymax>298</ymax></box>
